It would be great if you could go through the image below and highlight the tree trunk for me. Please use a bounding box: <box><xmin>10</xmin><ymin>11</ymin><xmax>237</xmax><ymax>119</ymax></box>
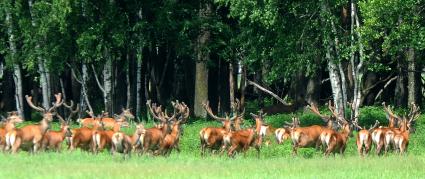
<box><xmin>5</xmin><ymin>3</ymin><xmax>24</xmax><ymax>117</ymax></box>
<box><xmin>136</xmin><ymin>48</ymin><xmax>143</xmax><ymax>118</ymax></box>
<box><xmin>395</xmin><ymin>58</ymin><xmax>407</xmax><ymax>107</ymax></box>
<box><xmin>306</xmin><ymin>73</ymin><xmax>321</xmax><ymax>106</ymax></box>
<box><xmin>193</xmin><ymin>1</ymin><xmax>211</xmax><ymax>117</ymax></box>
<box><xmin>240</xmin><ymin>63</ymin><xmax>246</xmax><ymax>109</ymax></box>
<box><xmin>229</xmin><ymin>62</ymin><xmax>235</xmax><ymax>107</ymax></box>
<box><xmin>407</xmin><ymin>47</ymin><xmax>419</xmax><ymax>106</ymax></box>
<box><xmin>29</xmin><ymin>0</ymin><xmax>50</xmax><ymax>109</ymax></box>
<box><xmin>103</xmin><ymin>48</ymin><xmax>113</xmax><ymax>114</ymax></box>
<box><xmin>126</xmin><ymin>54</ymin><xmax>131</xmax><ymax>109</ymax></box>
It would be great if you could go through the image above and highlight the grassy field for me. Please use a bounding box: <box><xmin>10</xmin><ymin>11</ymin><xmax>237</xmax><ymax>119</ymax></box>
<box><xmin>1</xmin><ymin>111</ymin><xmax>425</xmax><ymax>178</ymax></box>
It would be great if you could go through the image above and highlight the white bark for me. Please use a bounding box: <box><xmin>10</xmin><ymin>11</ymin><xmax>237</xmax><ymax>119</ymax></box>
<box><xmin>6</xmin><ymin>5</ymin><xmax>24</xmax><ymax>117</ymax></box>
<box><xmin>126</xmin><ymin>54</ymin><xmax>131</xmax><ymax>109</ymax></box>
<box><xmin>29</xmin><ymin>0</ymin><xmax>50</xmax><ymax>109</ymax></box>
<box><xmin>103</xmin><ymin>48</ymin><xmax>113</xmax><ymax>114</ymax></box>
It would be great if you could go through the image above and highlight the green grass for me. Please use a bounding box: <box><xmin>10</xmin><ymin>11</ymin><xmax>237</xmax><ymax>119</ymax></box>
<box><xmin>1</xmin><ymin>113</ymin><xmax>425</xmax><ymax>178</ymax></box>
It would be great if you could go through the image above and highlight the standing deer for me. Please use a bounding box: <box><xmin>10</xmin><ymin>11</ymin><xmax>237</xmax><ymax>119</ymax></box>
<box><xmin>275</xmin><ymin>117</ymin><xmax>300</xmax><ymax>144</ymax></box>
<box><xmin>41</xmin><ymin>113</ymin><xmax>72</xmax><ymax>152</ymax></box>
<box><xmin>6</xmin><ymin>93</ymin><xmax>63</xmax><ymax>153</ymax></box>
<box><xmin>354</xmin><ymin>120</ymin><xmax>380</xmax><ymax>157</ymax></box>
<box><xmin>372</xmin><ymin>102</ymin><xmax>400</xmax><ymax>155</ymax></box>
<box><xmin>393</xmin><ymin>103</ymin><xmax>420</xmax><ymax>154</ymax></box>
<box><xmin>80</xmin><ymin>108</ymin><xmax>132</xmax><ymax>129</ymax></box>
<box><xmin>199</xmin><ymin>101</ymin><xmax>235</xmax><ymax>156</ymax></box>
<box><xmin>290</xmin><ymin>102</ymin><xmax>337</xmax><ymax>155</ymax></box>
<box><xmin>140</xmin><ymin>100</ymin><xmax>177</xmax><ymax>155</ymax></box>
<box><xmin>111</xmin><ymin>123</ymin><xmax>146</xmax><ymax>158</ymax></box>
<box><xmin>222</xmin><ymin>112</ymin><xmax>266</xmax><ymax>158</ymax></box>
<box><xmin>321</xmin><ymin>118</ymin><xmax>352</xmax><ymax>156</ymax></box>
<box><xmin>0</xmin><ymin>112</ymin><xmax>23</xmax><ymax>151</ymax></box>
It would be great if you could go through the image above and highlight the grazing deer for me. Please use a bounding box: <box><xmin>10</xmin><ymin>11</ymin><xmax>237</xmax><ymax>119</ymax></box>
<box><xmin>41</xmin><ymin>113</ymin><xmax>72</xmax><ymax>152</ymax></box>
<box><xmin>290</xmin><ymin>102</ymin><xmax>337</xmax><ymax>155</ymax></box>
<box><xmin>140</xmin><ymin>100</ymin><xmax>177</xmax><ymax>155</ymax></box>
<box><xmin>199</xmin><ymin>101</ymin><xmax>236</xmax><ymax>156</ymax></box>
<box><xmin>354</xmin><ymin>120</ymin><xmax>380</xmax><ymax>157</ymax></box>
<box><xmin>5</xmin><ymin>94</ymin><xmax>63</xmax><ymax>153</ymax></box>
<box><xmin>0</xmin><ymin>112</ymin><xmax>23</xmax><ymax>151</ymax></box>
<box><xmin>111</xmin><ymin>123</ymin><xmax>146</xmax><ymax>158</ymax></box>
<box><xmin>393</xmin><ymin>103</ymin><xmax>420</xmax><ymax>154</ymax></box>
<box><xmin>222</xmin><ymin>112</ymin><xmax>265</xmax><ymax>158</ymax></box>
<box><xmin>275</xmin><ymin>117</ymin><xmax>300</xmax><ymax>144</ymax></box>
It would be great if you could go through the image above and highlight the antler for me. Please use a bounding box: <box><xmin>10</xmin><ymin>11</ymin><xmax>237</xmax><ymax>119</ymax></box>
<box><xmin>308</xmin><ymin>102</ymin><xmax>330</xmax><ymax>122</ymax></box>
<box><xmin>382</xmin><ymin>102</ymin><xmax>400</xmax><ymax>121</ymax></box>
<box><xmin>55</xmin><ymin>113</ymin><xmax>67</xmax><ymax>124</ymax></box>
<box><xmin>408</xmin><ymin>102</ymin><xmax>420</xmax><ymax>123</ymax></box>
<box><xmin>202</xmin><ymin>101</ymin><xmax>227</xmax><ymax>121</ymax></box>
<box><xmin>48</xmin><ymin>93</ymin><xmax>64</xmax><ymax>112</ymax></box>
<box><xmin>25</xmin><ymin>95</ymin><xmax>45</xmax><ymax>112</ymax></box>
<box><xmin>86</xmin><ymin>110</ymin><xmax>95</xmax><ymax>118</ymax></box>
<box><xmin>369</xmin><ymin>120</ymin><xmax>380</xmax><ymax>132</ymax></box>
<box><xmin>146</xmin><ymin>100</ymin><xmax>166</xmax><ymax>123</ymax></box>
<box><xmin>64</xmin><ymin>100</ymin><xmax>79</xmax><ymax>121</ymax></box>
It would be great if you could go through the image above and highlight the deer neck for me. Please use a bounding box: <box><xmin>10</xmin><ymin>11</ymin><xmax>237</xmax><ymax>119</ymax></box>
<box><xmin>5</xmin><ymin>122</ymin><xmax>16</xmax><ymax>132</ymax></box>
<box><xmin>162</xmin><ymin>122</ymin><xmax>169</xmax><ymax>134</ymax></box>
<box><xmin>39</xmin><ymin>119</ymin><xmax>51</xmax><ymax>133</ymax></box>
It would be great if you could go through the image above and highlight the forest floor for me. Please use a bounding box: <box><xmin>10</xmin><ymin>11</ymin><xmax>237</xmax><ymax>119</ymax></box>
<box><xmin>0</xmin><ymin>113</ymin><xmax>425</xmax><ymax>178</ymax></box>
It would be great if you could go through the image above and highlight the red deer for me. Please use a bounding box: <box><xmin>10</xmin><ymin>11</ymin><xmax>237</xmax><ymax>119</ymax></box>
<box><xmin>199</xmin><ymin>101</ymin><xmax>235</xmax><ymax>156</ymax></box>
<box><xmin>6</xmin><ymin>93</ymin><xmax>63</xmax><ymax>153</ymax></box>
<box><xmin>140</xmin><ymin>100</ymin><xmax>177</xmax><ymax>155</ymax></box>
<box><xmin>354</xmin><ymin>120</ymin><xmax>380</xmax><ymax>157</ymax></box>
<box><xmin>69</xmin><ymin>123</ymin><xmax>101</xmax><ymax>151</ymax></box>
<box><xmin>91</xmin><ymin>120</ymin><xmax>126</xmax><ymax>154</ymax></box>
<box><xmin>222</xmin><ymin>112</ymin><xmax>265</xmax><ymax>158</ymax></box>
<box><xmin>80</xmin><ymin>108</ymin><xmax>133</xmax><ymax>129</ymax></box>
<box><xmin>393</xmin><ymin>103</ymin><xmax>420</xmax><ymax>154</ymax></box>
<box><xmin>372</xmin><ymin>102</ymin><xmax>400</xmax><ymax>155</ymax></box>
<box><xmin>290</xmin><ymin>102</ymin><xmax>337</xmax><ymax>155</ymax></box>
<box><xmin>275</xmin><ymin>117</ymin><xmax>300</xmax><ymax>144</ymax></box>
<box><xmin>0</xmin><ymin>112</ymin><xmax>23</xmax><ymax>151</ymax></box>
<box><xmin>41</xmin><ymin>113</ymin><xmax>72</xmax><ymax>152</ymax></box>
<box><xmin>111</xmin><ymin>123</ymin><xmax>146</xmax><ymax>158</ymax></box>
<box><xmin>159</xmin><ymin>103</ymin><xmax>190</xmax><ymax>156</ymax></box>
<box><xmin>321</xmin><ymin>118</ymin><xmax>352</xmax><ymax>156</ymax></box>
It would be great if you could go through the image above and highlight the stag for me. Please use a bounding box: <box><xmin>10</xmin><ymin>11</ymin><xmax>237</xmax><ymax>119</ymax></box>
<box><xmin>222</xmin><ymin>112</ymin><xmax>266</xmax><ymax>158</ymax></box>
<box><xmin>353</xmin><ymin>120</ymin><xmax>380</xmax><ymax>157</ymax></box>
<box><xmin>111</xmin><ymin>123</ymin><xmax>146</xmax><ymax>158</ymax></box>
<box><xmin>371</xmin><ymin>102</ymin><xmax>401</xmax><ymax>155</ymax></box>
<box><xmin>41</xmin><ymin>113</ymin><xmax>72</xmax><ymax>152</ymax></box>
<box><xmin>140</xmin><ymin>100</ymin><xmax>177</xmax><ymax>155</ymax></box>
<box><xmin>5</xmin><ymin>94</ymin><xmax>63</xmax><ymax>153</ymax></box>
<box><xmin>275</xmin><ymin>117</ymin><xmax>300</xmax><ymax>144</ymax></box>
<box><xmin>0</xmin><ymin>112</ymin><xmax>23</xmax><ymax>151</ymax></box>
<box><xmin>290</xmin><ymin>102</ymin><xmax>337</xmax><ymax>155</ymax></box>
<box><xmin>80</xmin><ymin>108</ymin><xmax>133</xmax><ymax>129</ymax></box>
<box><xmin>393</xmin><ymin>103</ymin><xmax>420</xmax><ymax>154</ymax></box>
<box><xmin>199</xmin><ymin>101</ymin><xmax>237</xmax><ymax>156</ymax></box>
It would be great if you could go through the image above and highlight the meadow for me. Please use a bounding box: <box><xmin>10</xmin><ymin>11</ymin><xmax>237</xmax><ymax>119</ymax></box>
<box><xmin>1</xmin><ymin>108</ymin><xmax>425</xmax><ymax>178</ymax></box>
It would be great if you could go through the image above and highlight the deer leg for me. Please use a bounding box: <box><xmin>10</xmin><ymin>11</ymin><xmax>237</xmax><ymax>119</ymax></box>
<box><xmin>227</xmin><ymin>145</ymin><xmax>237</xmax><ymax>158</ymax></box>
<box><xmin>11</xmin><ymin>138</ymin><xmax>21</xmax><ymax>154</ymax></box>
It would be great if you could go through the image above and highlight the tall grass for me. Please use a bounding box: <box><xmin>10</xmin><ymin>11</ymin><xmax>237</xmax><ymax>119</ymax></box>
<box><xmin>1</xmin><ymin>112</ymin><xmax>425</xmax><ymax>178</ymax></box>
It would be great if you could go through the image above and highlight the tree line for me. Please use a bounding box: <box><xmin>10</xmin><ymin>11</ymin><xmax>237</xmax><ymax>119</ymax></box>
<box><xmin>0</xmin><ymin>0</ymin><xmax>424</xmax><ymax>120</ymax></box>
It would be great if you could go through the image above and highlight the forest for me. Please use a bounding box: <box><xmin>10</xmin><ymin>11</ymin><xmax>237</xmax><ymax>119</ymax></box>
<box><xmin>0</xmin><ymin>0</ymin><xmax>424</xmax><ymax>121</ymax></box>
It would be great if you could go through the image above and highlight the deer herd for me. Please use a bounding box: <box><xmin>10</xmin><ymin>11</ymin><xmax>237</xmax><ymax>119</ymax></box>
<box><xmin>0</xmin><ymin>93</ymin><xmax>421</xmax><ymax>158</ymax></box>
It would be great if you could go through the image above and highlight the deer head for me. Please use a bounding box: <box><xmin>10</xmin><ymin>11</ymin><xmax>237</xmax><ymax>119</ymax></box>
<box><xmin>382</xmin><ymin>102</ymin><xmax>400</xmax><ymax>128</ymax></box>
<box><xmin>308</xmin><ymin>101</ymin><xmax>337</xmax><ymax>129</ymax></box>
<box><xmin>202</xmin><ymin>101</ymin><xmax>234</xmax><ymax>131</ymax></box>
<box><xmin>25</xmin><ymin>93</ymin><xmax>63</xmax><ymax>122</ymax></box>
